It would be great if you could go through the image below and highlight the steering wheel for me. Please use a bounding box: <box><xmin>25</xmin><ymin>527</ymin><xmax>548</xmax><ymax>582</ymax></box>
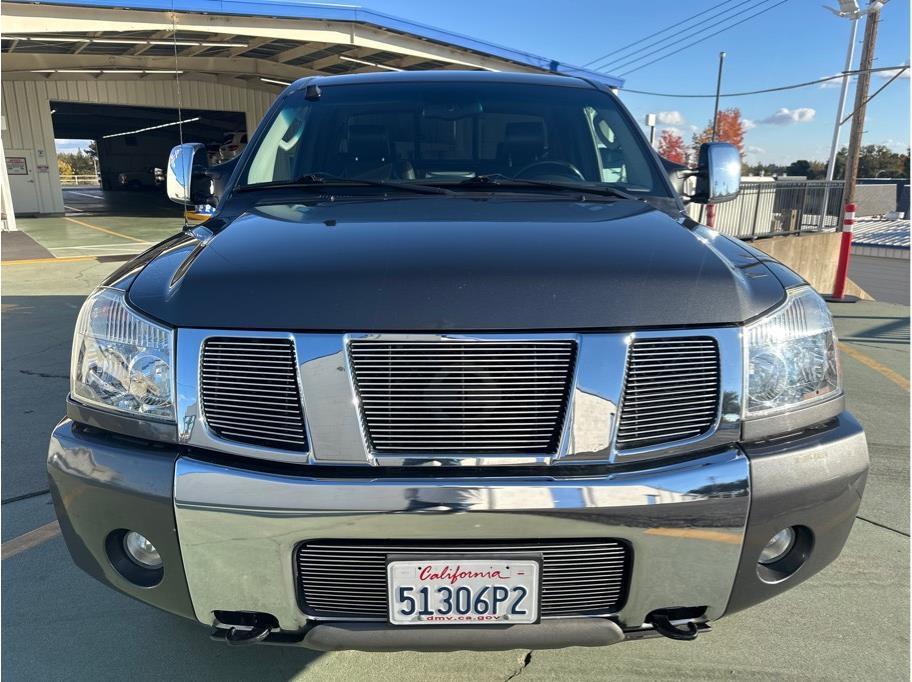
<box><xmin>514</xmin><ymin>160</ymin><xmax>585</xmax><ymax>181</ymax></box>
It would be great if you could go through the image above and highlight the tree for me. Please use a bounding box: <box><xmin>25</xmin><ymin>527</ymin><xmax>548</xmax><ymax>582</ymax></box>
<box><xmin>57</xmin><ymin>156</ymin><xmax>74</xmax><ymax>176</ymax></box>
<box><xmin>657</xmin><ymin>129</ymin><xmax>687</xmax><ymax>164</ymax></box>
<box><xmin>56</xmin><ymin>150</ymin><xmax>96</xmax><ymax>176</ymax></box>
<box><xmin>692</xmin><ymin>108</ymin><xmax>747</xmax><ymax>156</ymax></box>
<box><xmin>834</xmin><ymin>145</ymin><xmax>909</xmax><ymax>179</ymax></box>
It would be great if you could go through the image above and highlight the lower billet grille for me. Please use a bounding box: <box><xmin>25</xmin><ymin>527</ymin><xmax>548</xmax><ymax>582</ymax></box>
<box><xmin>348</xmin><ymin>340</ymin><xmax>577</xmax><ymax>454</ymax></box>
<box><xmin>200</xmin><ymin>337</ymin><xmax>308</xmax><ymax>450</ymax></box>
<box><xmin>616</xmin><ymin>337</ymin><xmax>720</xmax><ymax>449</ymax></box>
<box><xmin>295</xmin><ymin>540</ymin><xmax>629</xmax><ymax>618</ymax></box>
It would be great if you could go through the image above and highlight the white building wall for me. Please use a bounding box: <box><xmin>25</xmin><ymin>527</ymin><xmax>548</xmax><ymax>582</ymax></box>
<box><xmin>1</xmin><ymin>78</ymin><xmax>276</xmax><ymax>214</ymax></box>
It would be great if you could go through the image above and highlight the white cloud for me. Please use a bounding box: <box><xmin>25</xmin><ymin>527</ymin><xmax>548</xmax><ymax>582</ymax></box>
<box><xmin>759</xmin><ymin>107</ymin><xmax>816</xmax><ymax>125</ymax></box>
<box><xmin>819</xmin><ymin>73</ymin><xmax>854</xmax><ymax>89</ymax></box>
<box><xmin>880</xmin><ymin>138</ymin><xmax>910</xmax><ymax>151</ymax></box>
<box><xmin>742</xmin><ymin>118</ymin><xmax>757</xmax><ymax>130</ymax></box>
<box><xmin>746</xmin><ymin>145</ymin><xmax>766</xmax><ymax>156</ymax></box>
<box><xmin>876</xmin><ymin>67</ymin><xmax>910</xmax><ymax>80</ymax></box>
<box><xmin>656</xmin><ymin>111</ymin><xmax>684</xmax><ymax>125</ymax></box>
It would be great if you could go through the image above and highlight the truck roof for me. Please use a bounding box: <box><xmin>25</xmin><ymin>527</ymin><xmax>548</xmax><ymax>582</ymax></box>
<box><xmin>286</xmin><ymin>70</ymin><xmax>604</xmax><ymax>93</ymax></box>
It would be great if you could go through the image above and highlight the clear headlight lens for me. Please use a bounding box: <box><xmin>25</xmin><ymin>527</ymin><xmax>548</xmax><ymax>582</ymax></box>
<box><xmin>71</xmin><ymin>288</ymin><xmax>175</xmax><ymax>421</ymax></box>
<box><xmin>744</xmin><ymin>286</ymin><xmax>840</xmax><ymax>417</ymax></box>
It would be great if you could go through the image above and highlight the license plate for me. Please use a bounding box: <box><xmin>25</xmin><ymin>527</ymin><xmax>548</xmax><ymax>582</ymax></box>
<box><xmin>387</xmin><ymin>558</ymin><xmax>539</xmax><ymax>625</ymax></box>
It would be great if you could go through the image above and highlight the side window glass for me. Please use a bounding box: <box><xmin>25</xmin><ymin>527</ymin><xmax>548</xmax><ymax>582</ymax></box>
<box><xmin>591</xmin><ymin>113</ymin><xmax>627</xmax><ymax>184</ymax></box>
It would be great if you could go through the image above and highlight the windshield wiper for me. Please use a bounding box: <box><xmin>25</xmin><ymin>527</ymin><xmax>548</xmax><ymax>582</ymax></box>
<box><xmin>447</xmin><ymin>174</ymin><xmax>640</xmax><ymax>200</ymax></box>
<box><xmin>236</xmin><ymin>173</ymin><xmax>454</xmax><ymax>195</ymax></box>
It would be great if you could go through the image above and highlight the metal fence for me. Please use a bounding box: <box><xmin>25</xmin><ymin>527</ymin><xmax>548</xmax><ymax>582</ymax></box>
<box><xmin>688</xmin><ymin>181</ymin><xmax>845</xmax><ymax>239</ymax></box>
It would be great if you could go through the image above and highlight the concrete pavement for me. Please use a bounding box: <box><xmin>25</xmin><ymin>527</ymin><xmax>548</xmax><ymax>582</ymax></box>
<box><xmin>1</xmin><ymin>261</ymin><xmax>908</xmax><ymax>680</ymax></box>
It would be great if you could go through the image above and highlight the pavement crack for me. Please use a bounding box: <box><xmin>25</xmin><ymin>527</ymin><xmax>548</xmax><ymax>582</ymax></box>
<box><xmin>504</xmin><ymin>651</ymin><xmax>533</xmax><ymax>681</ymax></box>
<box><xmin>856</xmin><ymin>515</ymin><xmax>910</xmax><ymax>538</ymax></box>
<box><xmin>18</xmin><ymin>369</ymin><xmax>69</xmax><ymax>379</ymax></box>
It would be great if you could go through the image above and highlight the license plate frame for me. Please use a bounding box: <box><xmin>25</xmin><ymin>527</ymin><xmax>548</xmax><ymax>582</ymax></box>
<box><xmin>386</xmin><ymin>554</ymin><xmax>541</xmax><ymax>626</ymax></box>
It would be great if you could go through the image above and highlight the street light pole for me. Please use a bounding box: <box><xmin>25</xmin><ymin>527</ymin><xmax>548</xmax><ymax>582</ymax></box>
<box><xmin>825</xmin><ymin>15</ymin><xmax>860</xmax><ymax>183</ymax></box>
<box><xmin>645</xmin><ymin>113</ymin><xmax>657</xmax><ymax>147</ymax></box>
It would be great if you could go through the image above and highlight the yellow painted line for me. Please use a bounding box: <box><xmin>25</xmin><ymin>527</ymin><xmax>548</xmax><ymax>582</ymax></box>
<box><xmin>1</xmin><ymin>521</ymin><xmax>61</xmax><ymax>560</ymax></box>
<box><xmin>64</xmin><ymin>216</ymin><xmax>148</xmax><ymax>243</ymax></box>
<box><xmin>644</xmin><ymin>527</ymin><xmax>743</xmax><ymax>545</ymax></box>
<box><xmin>840</xmin><ymin>341</ymin><xmax>910</xmax><ymax>392</ymax></box>
<box><xmin>1</xmin><ymin>255</ymin><xmax>99</xmax><ymax>266</ymax></box>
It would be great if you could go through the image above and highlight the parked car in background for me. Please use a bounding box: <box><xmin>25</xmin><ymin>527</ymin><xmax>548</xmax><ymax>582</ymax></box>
<box><xmin>49</xmin><ymin>71</ymin><xmax>868</xmax><ymax>653</ymax></box>
<box><xmin>117</xmin><ymin>167</ymin><xmax>164</xmax><ymax>190</ymax></box>
<box><xmin>218</xmin><ymin>131</ymin><xmax>247</xmax><ymax>161</ymax></box>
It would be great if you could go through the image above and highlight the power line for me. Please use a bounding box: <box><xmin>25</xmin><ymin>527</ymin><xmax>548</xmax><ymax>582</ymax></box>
<box><xmin>620</xmin><ymin>65</ymin><xmax>908</xmax><ymax>97</ymax></box>
<box><xmin>596</xmin><ymin>0</ymin><xmax>758</xmax><ymax>72</ymax></box>
<box><xmin>840</xmin><ymin>65</ymin><xmax>908</xmax><ymax>125</ymax></box>
<box><xmin>616</xmin><ymin>0</ymin><xmax>792</xmax><ymax>77</ymax></box>
<box><xmin>583</xmin><ymin>0</ymin><xmax>746</xmax><ymax>70</ymax></box>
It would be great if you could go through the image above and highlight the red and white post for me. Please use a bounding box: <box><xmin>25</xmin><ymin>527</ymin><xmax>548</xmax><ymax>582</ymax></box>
<box><xmin>830</xmin><ymin>203</ymin><xmax>856</xmax><ymax>300</ymax></box>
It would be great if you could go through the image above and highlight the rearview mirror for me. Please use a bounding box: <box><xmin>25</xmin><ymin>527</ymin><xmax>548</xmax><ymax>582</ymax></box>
<box><xmin>166</xmin><ymin>143</ymin><xmax>212</xmax><ymax>205</ymax></box>
<box><xmin>691</xmin><ymin>142</ymin><xmax>741</xmax><ymax>204</ymax></box>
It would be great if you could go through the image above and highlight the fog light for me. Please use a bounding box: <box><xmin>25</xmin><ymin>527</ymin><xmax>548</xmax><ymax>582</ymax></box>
<box><xmin>759</xmin><ymin>527</ymin><xmax>796</xmax><ymax>565</ymax></box>
<box><xmin>123</xmin><ymin>531</ymin><xmax>162</xmax><ymax>569</ymax></box>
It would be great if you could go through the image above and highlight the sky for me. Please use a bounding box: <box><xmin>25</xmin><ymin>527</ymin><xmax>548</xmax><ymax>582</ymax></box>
<box><xmin>358</xmin><ymin>0</ymin><xmax>910</xmax><ymax>165</ymax></box>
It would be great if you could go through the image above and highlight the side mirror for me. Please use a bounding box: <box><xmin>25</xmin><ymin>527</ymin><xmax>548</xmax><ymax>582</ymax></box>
<box><xmin>692</xmin><ymin>142</ymin><xmax>741</xmax><ymax>204</ymax></box>
<box><xmin>166</xmin><ymin>143</ymin><xmax>212</xmax><ymax>205</ymax></box>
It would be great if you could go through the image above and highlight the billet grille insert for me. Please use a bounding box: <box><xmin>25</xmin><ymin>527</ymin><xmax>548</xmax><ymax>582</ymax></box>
<box><xmin>348</xmin><ymin>340</ymin><xmax>577</xmax><ymax>454</ymax></box>
<box><xmin>616</xmin><ymin>337</ymin><xmax>720</xmax><ymax>450</ymax></box>
<box><xmin>295</xmin><ymin>540</ymin><xmax>630</xmax><ymax>618</ymax></box>
<box><xmin>200</xmin><ymin>337</ymin><xmax>308</xmax><ymax>451</ymax></box>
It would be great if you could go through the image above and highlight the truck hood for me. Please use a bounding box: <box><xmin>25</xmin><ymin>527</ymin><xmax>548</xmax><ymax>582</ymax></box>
<box><xmin>125</xmin><ymin>197</ymin><xmax>786</xmax><ymax>331</ymax></box>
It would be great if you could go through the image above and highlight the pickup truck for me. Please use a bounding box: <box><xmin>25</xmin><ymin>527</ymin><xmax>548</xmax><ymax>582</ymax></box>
<box><xmin>48</xmin><ymin>71</ymin><xmax>868</xmax><ymax>652</ymax></box>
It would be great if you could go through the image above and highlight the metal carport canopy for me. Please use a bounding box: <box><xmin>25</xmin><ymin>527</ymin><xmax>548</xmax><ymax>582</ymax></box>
<box><xmin>2</xmin><ymin>0</ymin><xmax>624</xmax><ymax>88</ymax></box>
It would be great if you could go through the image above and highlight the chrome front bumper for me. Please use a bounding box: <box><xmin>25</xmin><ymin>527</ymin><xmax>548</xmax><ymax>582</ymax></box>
<box><xmin>173</xmin><ymin>449</ymin><xmax>750</xmax><ymax>631</ymax></box>
<box><xmin>48</xmin><ymin>413</ymin><xmax>868</xmax><ymax>649</ymax></box>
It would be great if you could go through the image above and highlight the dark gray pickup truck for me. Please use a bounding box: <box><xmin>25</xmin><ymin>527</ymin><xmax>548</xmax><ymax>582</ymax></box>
<box><xmin>49</xmin><ymin>71</ymin><xmax>868</xmax><ymax>652</ymax></box>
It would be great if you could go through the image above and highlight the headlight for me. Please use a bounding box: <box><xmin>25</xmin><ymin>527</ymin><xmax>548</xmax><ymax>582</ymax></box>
<box><xmin>744</xmin><ymin>286</ymin><xmax>840</xmax><ymax>418</ymax></box>
<box><xmin>71</xmin><ymin>288</ymin><xmax>175</xmax><ymax>421</ymax></box>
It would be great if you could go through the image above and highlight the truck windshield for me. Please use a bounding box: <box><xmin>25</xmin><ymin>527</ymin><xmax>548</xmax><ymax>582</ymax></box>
<box><xmin>240</xmin><ymin>81</ymin><xmax>671</xmax><ymax>197</ymax></box>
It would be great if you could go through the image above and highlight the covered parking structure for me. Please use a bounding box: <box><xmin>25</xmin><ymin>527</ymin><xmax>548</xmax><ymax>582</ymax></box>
<box><xmin>1</xmin><ymin>0</ymin><xmax>621</xmax><ymax>243</ymax></box>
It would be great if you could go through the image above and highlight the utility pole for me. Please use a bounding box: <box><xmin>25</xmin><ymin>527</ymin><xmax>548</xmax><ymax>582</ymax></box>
<box><xmin>831</xmin><ymin>0</ymin><xmax>882</xmax><ymax>300</ymax></box>
<box><xmin>843</xmin><ymin>2</ymin><xmax>881</xmax><ymax>207</ymax></box>
<box><xmin>710</xmin><ymin>51</ymin><xmax>726</xmax><ymax>142</ymax></box>
<box><xmin>819</xmin><ymin>2</ymin><xmax>863</xmax><ymax>230</ymax></box>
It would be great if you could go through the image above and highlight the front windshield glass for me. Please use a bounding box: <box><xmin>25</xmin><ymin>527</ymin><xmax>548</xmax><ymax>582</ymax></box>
<box><xmin>241</xmin><ymin>81</ymin><xmax>671</xmax><ymax>196</ymax></box>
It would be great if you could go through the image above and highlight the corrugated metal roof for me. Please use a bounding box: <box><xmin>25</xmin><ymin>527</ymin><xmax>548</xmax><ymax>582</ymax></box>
<box><xmin>5</xmin><ymin>0</ymin><xmax>623</xmax><ymax>86</ymax></box>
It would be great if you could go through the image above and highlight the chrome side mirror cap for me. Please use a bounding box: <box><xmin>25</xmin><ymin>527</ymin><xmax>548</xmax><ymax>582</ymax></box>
<box><xmin>692</xmin><ymin>142</ymin><xmax>741</xmax><ymax>204</ymax></box>
<box><xmin>167</xmin><ymin>143</ymin><xmax>210</xmax><ymax>205</ymax></box>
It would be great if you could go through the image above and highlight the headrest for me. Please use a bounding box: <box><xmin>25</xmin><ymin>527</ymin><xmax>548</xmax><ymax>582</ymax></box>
<box><xmin>504</xmin><ymin>121</ymin><xmax>546</xmax><ymax>153</ymax></box>
<box><xmin>348</xmin><ymin>124</ymin><xmax>390</xmax><ymax>161</ymax></box>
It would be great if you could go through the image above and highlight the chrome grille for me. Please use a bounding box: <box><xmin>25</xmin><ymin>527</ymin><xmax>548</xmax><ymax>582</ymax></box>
<box><xmin>616</xmin><ymin>337</ymin><xmax>720</xmax><ymax>449</ymax></box>
<box><xmin>295</xmin><ymin>540</ymin><xmax>629</xmax><ymax>618</ymax></box>
<box><xmin>348</xmin><ymin>340</ymin><xmax>576</xmax><ymax>454</ymax></box>
<box><xmin>200</xmin><ymin>337</ymin><xmax>308</xmax><ymax>450</ymax></box>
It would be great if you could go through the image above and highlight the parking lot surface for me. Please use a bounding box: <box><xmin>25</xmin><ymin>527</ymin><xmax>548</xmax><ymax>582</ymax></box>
<box><xmin>2</xmin><ymin>257</ymin><xmax>909</xmax><ymax>680</ymax></box>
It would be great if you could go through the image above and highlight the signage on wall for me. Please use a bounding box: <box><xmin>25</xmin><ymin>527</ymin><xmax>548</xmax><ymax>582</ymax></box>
<box><xmin>6</xmin><ymin>157</ymin><xmax>28</xmax><ymax>175</ymax></box>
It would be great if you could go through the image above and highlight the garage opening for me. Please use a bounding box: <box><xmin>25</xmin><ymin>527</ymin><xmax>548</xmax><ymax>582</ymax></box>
<box><xmin>2</xmin><ymin>101</ymin><xmax>249</xmax><ymax>261</ymax></box>
<box><xmin>50</xmin><ymin>101</ymin><xmax>246</xmax><ymax>216</ymax></box>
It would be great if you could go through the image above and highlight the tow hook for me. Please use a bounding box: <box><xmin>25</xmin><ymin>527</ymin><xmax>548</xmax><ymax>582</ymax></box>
<box><xmin>648</xmin><ymin>614</ymin><xmax>700</xmax><ymax>641</ymax></box>
<box><xmin>212</xmin><ymin>611</ymin><xmax>278</xmax><ymax>646</ymax></box>
<box><xmin>224</xmin><ymin>625</ymin><xmax>272</xmax><ymax>646</ymax></box>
